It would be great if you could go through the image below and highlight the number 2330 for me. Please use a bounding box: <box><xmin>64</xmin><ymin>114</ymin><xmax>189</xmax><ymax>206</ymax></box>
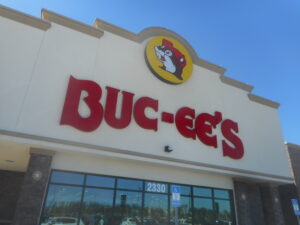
<box><xmin>146</xmin><ymin>182</ymin><xmax>167</xmax><ymax>193</ymax></box>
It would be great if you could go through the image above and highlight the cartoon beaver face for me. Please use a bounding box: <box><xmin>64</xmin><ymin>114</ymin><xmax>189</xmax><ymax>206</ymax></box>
<box><xmin>154</xmin><ymin>39</ymin><xmax>186</xmax><ymax>80</ymax></box>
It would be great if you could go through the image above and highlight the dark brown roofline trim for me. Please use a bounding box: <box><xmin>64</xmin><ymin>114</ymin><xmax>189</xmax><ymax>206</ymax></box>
<box><xmin>248</xmin><ymin>93</ymin><xmax>280</xmax><ymax>109</ymax></box>
<box><xmin>42</xmin><ymin>9</ymin><xmax>103</xmax><ymax>38</ymax></box>
<box><xmin>0</xmin><ymin>5</ymin><xmax>50</xmax><ymax>30</ymax></box>
<box><xmin>220</xmin><ymin>75</ymin><xmax>254</xmax><ymax>92</ymax></box>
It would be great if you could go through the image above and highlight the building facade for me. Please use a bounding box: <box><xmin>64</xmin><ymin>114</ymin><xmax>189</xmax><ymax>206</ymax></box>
<box><xmin>0</xmin><ymin>5</ymin><xmax>298</xmax><ymax>225</ymax></box>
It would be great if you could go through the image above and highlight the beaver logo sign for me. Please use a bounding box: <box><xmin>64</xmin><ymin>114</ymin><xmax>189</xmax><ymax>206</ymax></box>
<box><xmin>145</xmin><ymin>36</ymin><xmax>193</xmax><ymax>84</ymax></box>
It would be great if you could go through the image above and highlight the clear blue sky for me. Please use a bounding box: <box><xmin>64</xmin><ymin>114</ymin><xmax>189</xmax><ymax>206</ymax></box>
<box><xmin>1</xmin><ymin>0</ymin><xmax>299</xmax><ymax>145</ymax></box>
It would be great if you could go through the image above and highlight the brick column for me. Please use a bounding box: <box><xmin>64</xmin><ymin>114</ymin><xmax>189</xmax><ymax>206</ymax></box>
<box><xmin>234</xmin><ymin>180</ymin><xmax>266</xmax><ymax>225</ymax></box>
<box><xmin>260</xmin><ymin>184</ymin><xmax>285</xmax><ymax>225</ymax></box>
<box><xmin>12</xmin><ymin>148</ymin><xmax>55</xmax><ymax>225</ymax></box>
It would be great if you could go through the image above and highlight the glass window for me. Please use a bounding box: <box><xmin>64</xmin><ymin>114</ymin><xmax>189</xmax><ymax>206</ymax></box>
<box><xmin>145</xmin><ymin>182</ymin><xmax>168</xmax><ymax>194</ymax></box>
<box><xmin>170</xmin><ymin>196</ymin><xmax>192</xmax><ymax>225</ymax></box>
<box><xmin>80</xmin><ymin>188</ymin><xmax>114</xmax><ymax>225</ymax></box>
<box><xmin>214</xmin><ymin>199</ymin><xmax>233</xmax><ymax>225</ymax></box>
<box><xmin>50</xmin><ymin>171</ymin><xmax>84</xmax><ymax>185</ymax></box>
<box><xmin>115</xmin><ymin>191</ymin><xmax>143</xmax><ymax>225</ymax></box>
<box><xmin>171</xmin><ymin>185</ymin><xmax>190</xmax><ymax>195</ymax></box>
<box><xmin>193</xmin><ymin>197</ymin><xmax>215</xmax><ymax>225</ymax></box>
<box><xmin>42</xmin><ymin>171</ymin><xmax>236</xmax><ymax>225</ymax></box>
<box><xmin>144</xmin><ymin>193</ymin><xmax>168</xmax><ymax>225</ymax></box>
<box><xmin>86</xmin><ymin>175</ymin><xmax>115</xmax><ymax>188</ymax></box>
<box><xmin>40</xmin><ymin>184</ymin><xmax>83</xmax><ymax>224</ymax></box>
<box><xmin>193</xmin><ymin>187</ymin><xmax>212</xmax><ymax>197</ymax></box>
<box><xmin>117</xmin><ymin>178</ymin><xmax>143</xmax><ymax>191</ymax></box>
<box><xmin>214</xmin><ymin>189</ymin><xmax>230</xmax><ymax>199</ymax></box>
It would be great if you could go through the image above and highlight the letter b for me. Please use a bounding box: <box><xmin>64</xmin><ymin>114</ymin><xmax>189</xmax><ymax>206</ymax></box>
<box><xmin>60</xmin><ymin>76</ymin><xmax>104</xmax><ymax>132</ymax></box>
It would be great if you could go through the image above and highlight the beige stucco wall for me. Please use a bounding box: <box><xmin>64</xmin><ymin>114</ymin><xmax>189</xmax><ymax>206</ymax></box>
<box><xmin>0</xmin><ymin>8</ymin><xmax>292</xmax><ymax>184</ymax></box>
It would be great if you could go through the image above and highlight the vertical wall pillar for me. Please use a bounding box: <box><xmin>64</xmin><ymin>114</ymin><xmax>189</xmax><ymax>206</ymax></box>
<box><xmin>12</xmin><ymin>148</ymin><xmax>55</xmax><ymax>225</ymax></box>
<box><xmin>0</xmin><ymin>171</ymin><xmax>24</xmax><ymax>224</ymax></box>
<box><xmin>287</xmin><ymin>143</ymin><xmax>300</xmax><ymax>200</ymax></box>
<box><xmin>234</xmin><ymin>180</ymin><xmax>266</xmax><ymax>225</ymax></box>
<box><xmin>278</xmin><ymin>184</ymin><xmax>299</xmax><ymax>225</ymax></box>
<box><xmin>260</xmin><ymin>184</ymin><xmax>285</xmax><ymax>225</ymax></box>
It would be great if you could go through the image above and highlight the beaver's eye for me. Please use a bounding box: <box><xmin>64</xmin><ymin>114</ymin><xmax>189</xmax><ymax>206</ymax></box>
<box><xmin>165</xmin><ymin>50</ymin><xmax>172</xmax><ymax>56</ymax></box>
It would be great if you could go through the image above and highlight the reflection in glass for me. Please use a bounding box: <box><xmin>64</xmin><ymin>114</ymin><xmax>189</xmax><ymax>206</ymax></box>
<box><xmin>86</xmin><ymin>175</ymin><xmax>115</xmax><ymax>188</ymax></box>
<box><xmin>40</xmin><ymin>184</ymin><xmax>82</xmax><ymax>224</ymax></box>
<box><xmin>170</xmin><ymin>185</ymin><xmax>190</xmax><ymax>195</ymax></box>
<box><xmin>42</xmin><ymin>171</ymin><xmax>236</xmax><ymax>225</ymax></box>
<box><xmin>81</xmin><ymin>188</ymin><xmax>114</xmax><ymax>225</ymax></box>
<box><xmin>117</xmin><ymin>179</ymin><xmax>143</xmax><ymax>191</ymax></box>
<box><xmin>144</xmin><ymin>193</ymin><xmax>168</xmax><ymax>225</ymax></box>
<box><xmin>214</xmin><ymin>199</ymin><xmax>232</xmax><ymax>225</ymax></box>
<box><xmin>170</xmin><ymin>196</ymin><xmax>192</xmax><ymax>225</ymax></box>
<box><xmin>214</xmin><ymin>190</ymin><xmax>230</xmax><ymax>199</ymax></box>
<box><xmin>193</xmin><ymin>187</ymin><xmax>212</xmax><ymax>197</ymax></box>
<box><xmin>115</xmin><ymin>191</ymin><xmax>142</xmax><ymax>225</ymax></box>
<box><xmin>51</xmin><ymin>171</ymin><xmax>84</xmax><ymax>185</ymax></box>
<box><xmin>193</xmin><ymin>197</ymin><xmax>215</xmax><ymax>225</ymax></box>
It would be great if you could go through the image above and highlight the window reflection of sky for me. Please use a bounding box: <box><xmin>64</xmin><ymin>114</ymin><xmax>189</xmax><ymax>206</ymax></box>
<box><xmin>86</xmin><ymin>175</ymin><xmax>115</xmax><ymax>188</ymax></box>
<box><xmin>51</xmin><ymin>171</ymin><xmax>84</xmax><ymax>185</ymax></box>
<box><xmin>193</xmin><ymin>187</ymin><xmax>212</xmax><ymax>197</ymax></box>
<box><xmin>214</xmin><ymin>189</ymin><xmax>230</xmax><ymax>199</ymax></box>
<box><xmin>171</xmin><ymin>185</ymin><xmax>191</xmax><ymax>195</ymax></box>
<box><xmin>84</xmin><ymin>188</ymin><xmax>114</xmax><ymax>206</ymax></box>
<box><xmin>117</xmin><ymin>178</ymin><xmax>143</xmax><ymax>191</ymax></box>
<box><xmin>46</xmin><ymin>184</ymin><xmax>82</xmax><ymax>205</ymax></box>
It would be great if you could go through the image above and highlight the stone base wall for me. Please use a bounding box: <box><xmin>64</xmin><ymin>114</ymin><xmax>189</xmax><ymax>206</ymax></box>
<box><xmin>0</xmin><ymin>170</ymin><xmax>24</xmax><ymax>225</ymax></box>
<box><xmin>287</xmin><ymin>144</ymin><xmax>300</xmax><ymax>200</ymax></box>
<box><xmin>12</xmin><ymin>150</ymin><xmax>54</xmax><ymax>225</ymax></box>
<box><xmin>234</xmin><ymin>181</ymin><xmax>266</xmax><ymax>225</ymax></box>
<box><xmin>260</xmin><ymin>184</ymin><xmax>284</xmax><ymax>225</ymax></box>
<box><xmin>234</xmin><ymin>180</ymin><xmax>300</xmax><ymax>225</ymax></box>
<box><xmin>278</xmin><ymin>184</ymin><xmax>299</xmax><ymax>225</ymax></box>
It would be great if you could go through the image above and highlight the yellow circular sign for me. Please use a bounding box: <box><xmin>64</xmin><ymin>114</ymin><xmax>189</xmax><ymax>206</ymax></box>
<box><xmin>145</xmin><ymin>36</ymin><xmax>193</xmax><ymax>84</ymax></box>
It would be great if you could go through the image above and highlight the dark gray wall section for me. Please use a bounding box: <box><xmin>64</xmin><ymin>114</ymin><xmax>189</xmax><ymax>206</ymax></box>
<box><xmin>234</xmin><ymin>181</ymin><xmax>288</xmax><ymax>225</ymax></box>
<box><xmin>260</xmin><ymin>184</ymin><xmax>285</xmax><ymax>225</ymax></box>
<box><xmin>287</xmin><ymin>144</ymin><xmax>300</xmax><ymax>200</ymax></box>
<box><xmin>234</xmin><ymin>181</ymin><xmax>266</xmax><ymax>225</ymax></box>
<box><xmin>12</xmin><ymin>152</ymin><xmax>53</xmax><ymax>225</ymax></box>
<box><xmin>0</xmin><ymin>170</ymin><xmax>24</xmax><ymax>223</ymax></box>
<box><xmin>279</xmin><ymin>184</ymin><xmax>299</xmax><ymax>225</ymax></box>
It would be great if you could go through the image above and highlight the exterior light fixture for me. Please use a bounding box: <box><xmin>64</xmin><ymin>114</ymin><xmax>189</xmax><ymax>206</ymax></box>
<box><xmin>164</xmin><ymin>145</ymin><xmax>173</xmax><ymax>153</ymax></box>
